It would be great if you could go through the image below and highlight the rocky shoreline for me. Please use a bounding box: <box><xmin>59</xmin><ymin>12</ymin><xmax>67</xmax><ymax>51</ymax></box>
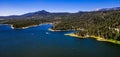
<box><xmin>10</xmin><ymin>24</ymin><xmax>40</xmax><ymax>29</ymax></box>
<box><xmin>10</xmin><ymin>23</ymin><xmax>53</xmax><ymax>29</ymax></box>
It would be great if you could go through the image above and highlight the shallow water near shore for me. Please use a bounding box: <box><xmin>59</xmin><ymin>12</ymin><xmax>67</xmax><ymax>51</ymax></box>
<box><xmin>0</xmin><ymin>24</ymin><xmax>120</xmax><ymax>57</ymax></box>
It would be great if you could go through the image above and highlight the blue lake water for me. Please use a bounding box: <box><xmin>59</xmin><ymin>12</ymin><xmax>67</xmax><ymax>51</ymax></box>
<box><xmin>0</xmin><ymin>24</ymin><xmax>120</xmax><ymax>57</ymax></box>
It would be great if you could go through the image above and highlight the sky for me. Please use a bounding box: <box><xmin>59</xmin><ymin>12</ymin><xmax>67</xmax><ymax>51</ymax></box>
<box><xmin>0</xmin><ymin>0</ymin><xmax>120</xmax><ymax>16</ymax></box>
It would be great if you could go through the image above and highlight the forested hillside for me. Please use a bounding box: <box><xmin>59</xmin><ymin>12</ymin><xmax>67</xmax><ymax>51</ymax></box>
<box><xmin>1</xmin><ymin>7</ymin><xmax>120</xmax><ymax>41</ymax></box>
<box><xmin>52</xmin><ymin>10</ymin><xmax>120</xmax><ymax>41</ymax></box>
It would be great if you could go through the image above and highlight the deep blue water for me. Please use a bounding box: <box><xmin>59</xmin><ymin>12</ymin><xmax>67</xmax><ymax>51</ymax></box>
<box><xmin>0</xmin><ymin>24</ymin><xmax>120</xmax><ymax>57</ymax></box>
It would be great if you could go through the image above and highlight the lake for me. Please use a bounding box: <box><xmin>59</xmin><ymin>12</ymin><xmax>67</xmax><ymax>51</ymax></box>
<box><xmin>0</xmin><ymin>24</ymin><xmax>120</xmax><ymax>57</ymax></box>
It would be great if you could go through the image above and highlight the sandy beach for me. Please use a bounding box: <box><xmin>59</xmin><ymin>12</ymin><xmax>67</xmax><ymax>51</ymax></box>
<box><xmin>65</xmin><ymin>33</ymin><xmax>120</xmax><ymax>45</ymax></box>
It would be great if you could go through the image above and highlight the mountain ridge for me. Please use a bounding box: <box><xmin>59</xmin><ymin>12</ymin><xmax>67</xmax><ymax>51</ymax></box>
<box><xmin>0</xmin><ymin>7</ymin><xmax>120</xmax><ymax>20</ymax></box>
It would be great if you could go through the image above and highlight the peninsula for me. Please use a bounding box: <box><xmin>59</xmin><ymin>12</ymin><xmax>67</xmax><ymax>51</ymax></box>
<box><xmin>1</xmin><ymin>7</ymin><xmax>120</xmax><ymax>45</ymax></box>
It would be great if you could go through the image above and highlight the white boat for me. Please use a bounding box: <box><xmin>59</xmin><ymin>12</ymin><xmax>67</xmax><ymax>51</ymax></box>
<box><xmin>46</xmin><ymin>32</ymin><xmax>49</xmax><ymax>34</ymax></box>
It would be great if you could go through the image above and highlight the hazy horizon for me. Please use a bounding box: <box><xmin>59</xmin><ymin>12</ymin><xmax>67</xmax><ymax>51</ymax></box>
<box><xmin>0</xmin><ymin>0</ymin><xmax>120</xmax><ymax>16</ymax></box>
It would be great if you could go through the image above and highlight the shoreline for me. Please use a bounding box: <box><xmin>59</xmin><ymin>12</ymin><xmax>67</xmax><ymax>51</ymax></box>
<box><xmin>65</xmin><ymin>33</ymin><xmax>120</xmax><ymax>45</ymax></box>
<box><xmin>48</xmin><ymin>28</ymin><xmax>69</xmax><ymax>32</ymax></box>
<box><xmin>2</xmin><ymin>23</ymin><xmax>120</xmax><ymax>45</ymax></box>
<box><xmin>10</xmin><ymin>23</ymin><xmax>53</xmax><ymax>29</ymax></box>
<box><xmin>11</xmin><ymin>24</ymin><xmax>41</xmax><ymax>29</ymax></box>
<box><xmin>48</xmin><ymin>28</ymin><xmax>78</xmax><ymax>32</ymax></box>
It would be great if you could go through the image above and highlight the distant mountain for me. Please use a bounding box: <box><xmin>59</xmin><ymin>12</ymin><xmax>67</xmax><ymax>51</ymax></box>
<box><xmin>0</xmin><ymin>10</ymin><xmax>51</xmax><ymax>19</ymax></box>
<box><xmin>0</xmin><ymin>10</ymin><xmax>71</xmax><ymax>20</ymax></box>
<box><xmin>0</xmin><ymin>7</ymin><xmax>120</xmax><ymax>20</ymax></box>
<box><xmin>96</xmin><ymin>7</ymin><xmax>120</xmax><ymax>11</ymax></box>
<box><xmin>22</xmin><ymin>10</ymin><xmax>50</xmax><ymax>17</ymax></box>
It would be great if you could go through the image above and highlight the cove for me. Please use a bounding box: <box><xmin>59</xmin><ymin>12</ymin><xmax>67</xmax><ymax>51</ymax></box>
<box><xmin>0</xmin><ymin>24</ymin><xmax>120</xmax><ymax>57</ymax></box>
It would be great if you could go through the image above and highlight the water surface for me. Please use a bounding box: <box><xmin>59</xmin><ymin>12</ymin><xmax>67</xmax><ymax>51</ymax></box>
<box><xmin>0</xmin><ymin>24</ymin><xmax>120</xmax><ymax>57</ymax></box>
